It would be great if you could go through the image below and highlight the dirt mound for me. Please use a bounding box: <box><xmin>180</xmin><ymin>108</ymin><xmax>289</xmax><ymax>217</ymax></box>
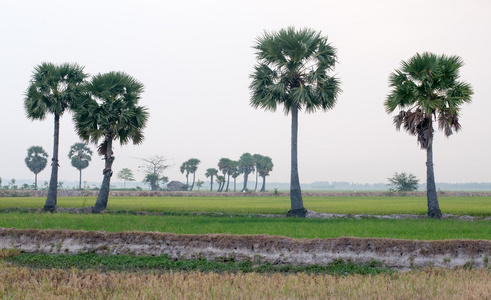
<box><xmin>1</xmin><ymin>228</ymin><xmax>489</xmax><ymax>271</ymax></box>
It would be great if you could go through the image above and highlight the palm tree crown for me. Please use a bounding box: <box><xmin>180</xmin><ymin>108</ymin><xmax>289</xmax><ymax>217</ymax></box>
<box><xmin>25</xmin><ymin>62</ymin><xmax>87</xmax><ymax>119</ymax></box>
<box><xmin>250</xmin><ymin>27</ymin><xmax>340</xmax><ymax>114</ymax></box>
<box><xmin>74</xmin><ymin>71</ymin><xmax>148</xmax><ymax>152</ymax></box>
<box><xmin>385</xmin><ymin>52</ymin><xmax>473</xmax><ymax>148</ymax></box>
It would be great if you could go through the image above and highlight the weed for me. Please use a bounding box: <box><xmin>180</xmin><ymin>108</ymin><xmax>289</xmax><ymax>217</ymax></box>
<box><xmin>484</xmin><ymin>255</ymin><xmax>488</xmax><ymax>268</ymax></box>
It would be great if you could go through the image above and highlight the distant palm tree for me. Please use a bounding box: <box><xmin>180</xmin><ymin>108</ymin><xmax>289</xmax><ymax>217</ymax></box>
<box><xmin>230</xmin><ymin>161</ymin><xmax>240</xmax><ymax>192</ymax></box>
<box><xmin>74</xmin><ymin>71</ymin><xmax>149</xmax><ymax>213</ymax></box>
<box><xmin>238</xmin><ymin>153</ymin><xmax>254</xmax><ymax>192</ymax></box>
<box><xmin>181</xmin><ymin>158</ymin><xmax>200</xmax><ymax>191</ymax></box>
<box><xmin>68</xmin><ymin>143</ymin><xmax>93</xmax><ymax>190</ymax></box>
<box><xmin>385</xmin><ymin>52</ymin><xmax>473</xmax><ymax>219</ymax></box>
<box><xmin>253</xmin><ymin>154</ymin><xmax>263</xmax><ymax>192</ymax></box>
<box><xmin>25</xmin><ymin>146</ymin><xmax>48</xmax><ymax>190</ymax></box>
<box><xmin>205</xmin><ymin>168</ymin><xmax>218</xmax><ymax>191</ymax></box>
<box><xmin>215</xmin><ymin>175</ymin><xmax>225</xmax><ymax>192</ymax></box>
<box><xmin>218</xmin><ymin>158</ymin><xmax>234</xmax><ymax>192</ymax></box>
<box><xmin>256</xmin><ymin>155</ymin><xmax>274</xmax><ymax>192</ymax></box>
<box><xmin>250</xmin><ymin>27</ymin><xmax>340</xmax><ymax>216</ymax></box>
<box><xmin>24</xmin><ymin>62</ymin><xmax>87</xmax><ymax>210</ymax></box>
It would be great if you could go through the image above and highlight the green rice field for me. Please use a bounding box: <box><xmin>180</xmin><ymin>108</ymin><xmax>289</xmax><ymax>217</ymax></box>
<box><xmin>0</xmin><ymin>195</ymin><xmax>490</xmax><ymax>216</ymax></box>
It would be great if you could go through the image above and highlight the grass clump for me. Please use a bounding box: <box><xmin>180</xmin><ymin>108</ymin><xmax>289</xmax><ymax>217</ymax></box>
<box><xmin>3</xmin><ymin>251</ymin><xmax>392</xmax><ymax>275</ymax></box>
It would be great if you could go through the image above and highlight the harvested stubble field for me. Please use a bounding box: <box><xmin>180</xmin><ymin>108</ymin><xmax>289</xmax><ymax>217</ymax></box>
<box><xmin>0</xmin><ymin>193</ymin><xmax>489</xmax><ymax>299</ymax></box>
<box><xmin>0</xmin><ymin>262</ymin><xmax>490</xmax><ymax>299</ymax></box>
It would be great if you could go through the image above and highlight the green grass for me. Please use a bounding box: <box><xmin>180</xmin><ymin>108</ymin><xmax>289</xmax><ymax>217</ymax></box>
<box><xmin>2</xmin><ymin>251</ymin><xmax>392</xmax><ymax>275</ymax></box>
<box><xmin>0</xmin><ymin>212</ymin><xmax>489</xmax><ymax>240</ymax></box>
<box><xmin>0</xmin><ymin>196</ymin><xmax>490</xmax><ymax>216</ymax></box>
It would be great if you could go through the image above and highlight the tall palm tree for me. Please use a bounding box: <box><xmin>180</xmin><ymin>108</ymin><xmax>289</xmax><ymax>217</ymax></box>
<box><xmin>73</xmin><ymin>71</ymin><xmax>149</xmax><ymax>213</ymax></box>
<box><xmin>385</xmin><ymin>52</ymin><xmax>473</xmax><ymax>219</ymax></box>
<box><xmin>257</xmin><ymin>155</ymin><xmax>274</xmax><ymax>192</ymax></box>
<box><xmin>25</xmin><ymin>146</ymin><xmax>48</xmax><ymax>190</ymax></box>
<box><xmin>238</xmin><ymin>153</ymin><xmax>254</xmax><ymax>192</ymax></box>
<box><xmin>24</xmin><ymin>62</ymin><xmax>87</xmax><ymax>210</ymax></box>
<box><xmin>205</xmin><ymin>168</ymin><xmax>218</xmax><ymax>191</ymax></box>
<box><xmin>68</xmin><ymin>142</ymin><xmax>93</xmax><ymax>190</ymax></box>
<box><xmin>250</xmin><ymin>27</ymin><xmax>340</xmax><ymax>217</ymax></box>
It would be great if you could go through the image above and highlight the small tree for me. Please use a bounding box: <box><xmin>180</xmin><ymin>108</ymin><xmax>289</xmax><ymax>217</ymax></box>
<box><xmin>138</xmin><ymin>155</ymin><xmax>170</xmax><ymax>191</ymax></box>
<box><xmin>196</xmin><ymin>179</ymin><xmax>204</xmax><ymax>191</ymax></box>
<box><xmin>143</xmin><ymin>173</ymin><xmax>160</xmax><ymax>191</ymax></box>
<box><xmin>117</xmin><ymin>168</ymin><xmax>135</xmax><ymax>188</ymax></box>
<box><xmin>25</xmin><ymin>146</ymin><xmax>48</xmax><ymax>190</ymax></box>
<box><xmin>387</xmin><ymin>172</ymin><xmax>419</xmax><ymax>192</ymax></box>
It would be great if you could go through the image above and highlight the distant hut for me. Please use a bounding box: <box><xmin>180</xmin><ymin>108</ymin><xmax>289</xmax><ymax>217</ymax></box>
<box><xmin>167</xmin><ymin>181</ymin><xmax>188</xmax><ymax>191</ymax></box>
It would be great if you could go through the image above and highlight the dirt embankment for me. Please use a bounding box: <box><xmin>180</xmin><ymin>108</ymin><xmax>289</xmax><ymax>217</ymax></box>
<box><xmin>1</xmin><ymin>228</ymin><xmax>489</xmax><ymax>271</ymax></box>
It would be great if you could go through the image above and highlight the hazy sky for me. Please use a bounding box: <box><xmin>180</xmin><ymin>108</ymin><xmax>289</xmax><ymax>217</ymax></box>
<box><xmin>1</xmin><ymin>0</ymin><xmax>490</xmax><ymax>187</ymax></box>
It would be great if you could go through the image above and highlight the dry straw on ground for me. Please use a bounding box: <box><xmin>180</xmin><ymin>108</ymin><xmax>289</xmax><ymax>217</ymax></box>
<box><xmin>0</xmin><ymin>263</ymin><xmax>489</xmax><ymax>299</ymax></box>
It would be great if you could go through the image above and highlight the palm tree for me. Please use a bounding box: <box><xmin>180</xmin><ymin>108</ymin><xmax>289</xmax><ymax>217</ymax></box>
<box><xmin>205</xmin><ymin>168</ymin><xmax>218</xmax><ymax>191</ymax></box>
<box><xmin>215</xmin><ymin>175</ymin><xmax>225</xmax><ymax>192</ymax></box>
<box><xmin>250</xmin><ymin>27</ymin><xmax>340</xmax><ymax>217</ymax></box>
<box><xmin>185</xmin><ymin>158</ymin><xmax>200</xmax><ymax>191</ymax></box>
<box><xmin>25</xmin><ymin>146</ymin><xmax>48</xmax><ymax>190</ymax></box>
<box><xmin>230</xmin><ymin>161</ymin><xmax>240</xmax><ymax>192</ymax></box>
<box><xmin>73</xmin><ymin>71</ymin><xmax>149</xmax><ymax>213</ymax></box>
<box><xmin>257</xmin><ymin>155</ymin><xmax>274</xmax><ymax>192</ymax></box>
<box><xmin>217</xmin><ymin>158</ymin><xmax>234</xmax><ymax>192</ymax></box>
<box><xmin>24</xmin><ymin>62</ymin><xmax>87</xmax><ymax>210</ymax></box>
<box><xmin>238</xmin><ymin>153</ymin><xmax>254</xmax><ymax>192</ymax></box>
<box><xmin>385</xmin><ymin>52</ymin><xmax>473</xmax><ymax>219</ymax></box>
<box><xmin>253</xmin><ymin>154</ymin><xmax>263</xmax><ymax>192</ymax></box>
<box><xmin>68</xmin><ymin>143</ymin><xmax>93</xmax><ymax>190</ymax></box>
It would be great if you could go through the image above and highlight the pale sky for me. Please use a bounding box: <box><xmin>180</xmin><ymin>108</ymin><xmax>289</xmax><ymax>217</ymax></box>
<box><xmin>1</xmin><ymin>0</ymin><xmax>490</xmax><ymax>186</ymax></box>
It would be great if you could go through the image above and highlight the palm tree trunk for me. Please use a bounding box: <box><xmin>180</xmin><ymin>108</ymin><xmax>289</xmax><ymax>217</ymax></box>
<box><xmin>254</xmin><ymin>169</ymin><xmax>258</xmax><ymax>192</ymax></box>
<box><xmin>287</xmin><ymin>104</ymin><xmax>306</xmax><ymax>217</ymax></box>
<box><xmin>44</xmin><ymin>113</ymin><xmax>60</xmax><ymax>211</ymax></box>
<box><xmin>190</xmin><ymin>172</ymin><xmax>196</xmax><ymax>191</ymax></box>
<box><xmin>210</xmin><ymin>176</ymin><xmax>214</xmax><ymax>192</ymax></box>
<box><xmin>426</xmin><ymin>140</ymin><xmax>441</xmax><ymax>219</ymax></box>
<box><xmin>260</xmin><ymin>175</ymin><xmax>266</xmax><ymax>192</ymax></box>
<box><xmin>225</xmin><ymin>174</ymin><xmax>230</xmax><ymax>192</ymax></box>
<box><xmin>34</xmin><ymin>173</ymin><xmax>38</xmax><ymax>190</ymax></box>
<box><xmin>93</xmin><ymin>139</ymin><xmax>114</xmax><ymax>213</ymax></box>
<box><xmin>79</xmin><ymin>169</ymin><xmax>82</xmax><ymax>190</ymax></box>
<box><xmin>241</xmin><ymin>173</ymin><xmax>248</xmax><ymax>192</ymax></box>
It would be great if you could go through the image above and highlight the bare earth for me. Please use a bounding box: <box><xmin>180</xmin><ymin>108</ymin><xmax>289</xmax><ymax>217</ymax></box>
<box><xmin>1</xmin><ymin>227</ymin><xmax>489</xmax><ymax>271</ymax></box>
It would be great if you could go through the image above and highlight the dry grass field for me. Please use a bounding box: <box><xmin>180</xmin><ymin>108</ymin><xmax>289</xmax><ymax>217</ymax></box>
<box><xmin>0</xmin><ymin>263</ymin><xmax>489</xmax><ymax>299</ymax></box>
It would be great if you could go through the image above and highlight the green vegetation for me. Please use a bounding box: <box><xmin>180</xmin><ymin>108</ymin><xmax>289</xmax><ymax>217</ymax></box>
<box><xmin>0</xmin><ymin>196</ymin><xmax>489</xmax><ymax>216</ymax></box>
<box><xmin>0</xmin><ymin>212</ymin><xmax>489</xmax><ymax>240</ymax></box>
<box><xmin>3</xmin><ymin>251</ymin><xmax>391</xmax><ymax>275</ymax></box>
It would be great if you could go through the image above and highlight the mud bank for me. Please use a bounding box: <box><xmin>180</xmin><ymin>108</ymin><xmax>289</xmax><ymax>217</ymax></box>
<box><xmin>1</xmin><ymin>228</ymin><xmax>489</xmax><ymax>271</ymax></box>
